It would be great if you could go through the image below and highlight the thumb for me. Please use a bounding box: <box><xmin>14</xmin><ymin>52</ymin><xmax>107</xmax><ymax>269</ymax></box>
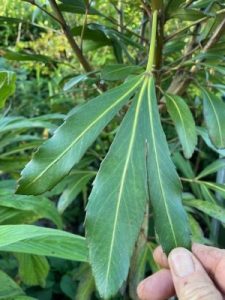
<box><xmin>168</xmin><ymin>248</ymin><xmax>223</xmax><ymax>300</ymax></box>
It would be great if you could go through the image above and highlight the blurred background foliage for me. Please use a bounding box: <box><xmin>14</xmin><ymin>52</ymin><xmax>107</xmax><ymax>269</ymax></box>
<box><xmin>0</xmin><ymin>0</ymin><xmax>225</xmax><ymax>299</ymax></box>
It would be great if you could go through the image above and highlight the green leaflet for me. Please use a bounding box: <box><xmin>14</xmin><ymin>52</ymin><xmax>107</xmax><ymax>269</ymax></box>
<box><xmin>15</xmin><ymin>253</ymin><xmax>49</xmax><ymax>287</ymax></box>
<box><xmin>16</xmin><ymin>76</ymin><xmax>142</xmax><ymax>195</ymax></box>
<box><xmin>166</xmin><ymin>94</ymin><xmax>197</xmax><ymax>158</ymax></box>
<box><xmin>86</xmin><ymin>81</ymin><xmax>148</xmax><ymax>298</ymax></box>
<box><xmin>0</xmin><ymin>225</ymin><xmax>88</xmax><ymax>262</ymax></box>
<box><xmin>146</xmin><ymin>78</ymin><xmax>191</xmax><ymax>254</ymax></box>
<box><xmin>0</xmin><ymin>71</ymin><xmax>16</xmax><ymax>108</ymax></box>
<box><xmin>0</xmin><ymin>193</ymin><xmax>62</xmax><ymax>228</ymax></box>
<box><xmin>101</xmin><ymin>64</ymin><xmax>143</xmax><ymax>81</ymax></box>
<box><xmin>199</xmin><ymin>181</ymin><xmax>225</xmax><ymax>198</ymax></box>
<box><xmin>196</xmin><ymin>159</ymin><xmax>225</xmax><ymax>179</ymax></box>
<box><xmin>185</xmin><ymin>199</ymin><xmax>225</xmax><ymax>224</ymax></box>
<box><xmin>0</xmin><ymin>270</ymin><xmax>24</xmax><ymax>299</ymax></box>
<box><xmin>202</xmin><ymin>89</ymin><xmax>225</xmax><ymax>148</ymax></box>
<box><xmin>188</xmin><ymin>214</ymin><xmax>205</xmax><ymax>243</ymax></box>
<box><xmin>57</xmin><ymin>171</ymin><xmax>95</xmax><ymax>214</ymax></box>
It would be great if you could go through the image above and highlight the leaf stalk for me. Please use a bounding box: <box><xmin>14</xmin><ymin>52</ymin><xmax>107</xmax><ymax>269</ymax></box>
<box><xmin>146</xmin><ymin>10</ymin><xmax>158</xmax><ymax>73</ymax></box>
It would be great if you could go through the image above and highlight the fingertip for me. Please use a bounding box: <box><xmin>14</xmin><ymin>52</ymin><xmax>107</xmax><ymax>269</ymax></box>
<box><xmin>153</xmin><ymin>246</ymin><xmax>169</xmax><ymax>268</ymax></box>
<box><xmin>137</xmin><ymin>269</ymin><xmax>175</xmax><ymax>300</ymax></box>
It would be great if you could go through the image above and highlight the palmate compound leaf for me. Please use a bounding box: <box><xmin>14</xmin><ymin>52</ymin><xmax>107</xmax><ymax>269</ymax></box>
<box><xmin>86</xmin><ymin>76</ymin><xmax>191</xmax><ymax>298</ymax></box>
<box><xmin>165</xmin><ymin>94</ymin><xmax>197</xmax><ymax>159</ymax></box>
<box><xmin>16</xmin><ymin>76</ymin><xmax>142</xmax><ymax>195</ymax></box>
<box><xmin>202</xmin><ymin>88</ymin><xmax>225</xmax><ymax>149</ymax></box>
<box><xmin>145</xmin><ymin>78</ymin><xmax>191</xmax><ymax>254</ymax></box>
<box><xmin>86</xmin><ymin>80</ymin><xmax>149</xmax><ymax>298</ymax></box>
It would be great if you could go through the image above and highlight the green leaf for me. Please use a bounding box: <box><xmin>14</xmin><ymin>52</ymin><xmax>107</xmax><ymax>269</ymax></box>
<box><xmin>146</xmin><ymin>78</ymin><xmax>191</xmax><ymax>254</ymax></box>
<box><xmin>63</xmin><ymin>74</ymin><xmax>89</xmax><ymax>91</ymax></box>
<box><xmin>197</xmin><ymin>127</ymin><xmax>225</xmax><ymax>156</ymax></box>
<box><xmin>86</xmin><ymin>81</ymin><xmax>148</xmax><ymax>298</ymax></box>
<box><xmin>196</xmin><ymin>159</ymin><xmax>225</xmax><ymax>179</ymax></box>
<box><xmin>0</xmin><ymin>193</ymin><xmax>62</xmax><ymax>228</ymax></box>
<box><xmin>15</xmin><ymin>253</ymin><xmax>49</xmax><ymax>287</ymax></box>
<box><xmin>188</xmin><ymin>214</ymin><xmax>204</xmax><ymax>243</ymax></box>
<box><xmin>200</xmin><ymin>184</ymin><xmax>217</xmax><ymax>203</ymax></box>
<box><xmin>202</xmin><ymin>89</ymin><xmax>225</xmax><ymax>148</ymax></box>
<box><xmin>58</xmin><ymin>0</ymin><xmax>100</xmax><ymax>15</ymax></box>
<box><xmin>0</xmin><ymin>270</ymin><xmax>24</xmax><ymax>299</ymax></box>
<box><xmin>0</xmin><ymin>71</ymin><xmax>16</xmax><ymax>108</ymax></box>
<box><xmin>166</xmin><ymin>0</ymin><xmax>185</xmax><ymax>15</ymax></box>
<box><xmin>75</xmin><ymin>264</ymin><xmax>95</xmax><ymax>300</ymax></box>
<box><xmin>170</xmin><ymin>8</ymin><xmax>207</xmax><ymax>21</ymax></box>
<box><xmin>2</xmin><ymin>50</ymin><xmax>54</xmax><ymax>63</ymax></box>
<box><xmin>57</xmin><ymin>171</ymin><xmax>94</xmax><ymax>214</ymax></box>
<box><xmin>0</xmin><ymin>225</ymin><xmax>88</xmax><ymax>262</ymax></box>
<box><xmin>199</xmin><ymin>181</ymin><xmax>225</xmax><ymax>198</ymax></box>
<box><xmin>185</xmin><ymin>199</ymin><xmax>225</xmax><ymax>224</ymax></box>
<box><xmin>16</xmin><ymin>76</ymin><xmax>142</xmax><ymax>195</ymax></box>
<box><xmin>166</xmin><ymin>94</ymin><xmax>197</xmax><ymax>158</ymax></box>
<box><xmin>101</xmin><ymin>64</ymin><xmax>143</xmax><ymax>81</ymax></box>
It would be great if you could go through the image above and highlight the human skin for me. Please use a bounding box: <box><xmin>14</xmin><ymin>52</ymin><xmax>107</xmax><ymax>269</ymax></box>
<box><xmin>137</xmin><ymin>244</ymin><xmax>225</xmax><ymax>300</ymax></box>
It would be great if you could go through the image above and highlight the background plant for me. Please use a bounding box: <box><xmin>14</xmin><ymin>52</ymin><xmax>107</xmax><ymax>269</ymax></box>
<box><xmin>0</xmin><ymin>0</ymin><xmax>225</xmax><ymax>299</ymax></box>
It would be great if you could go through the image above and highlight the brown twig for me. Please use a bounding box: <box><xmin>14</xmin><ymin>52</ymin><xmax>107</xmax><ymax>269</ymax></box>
<box><xmin>48</xmin><ymin>0</ymin><xmax>93</xmax><ymax>73</ymax></box>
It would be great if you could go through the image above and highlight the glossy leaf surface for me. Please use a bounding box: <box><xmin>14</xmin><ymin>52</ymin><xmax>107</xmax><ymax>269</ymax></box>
<box><xmin>17</xmin><ymin>76</ymin><xmax>142</xmax><ymax>195</ymax></box>
<box><xmin>166</xmin><ymin>94</ymin><xmax>197</xmax><ymax>158</ymax></box>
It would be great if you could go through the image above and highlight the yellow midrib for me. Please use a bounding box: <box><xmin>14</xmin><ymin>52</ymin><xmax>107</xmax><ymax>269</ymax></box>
<box><xmin>21</xmin><ymin>78</ymin><xmax>143</xmax><ymax>190</ymax></box>
<box><xmin>147</xmin><ymin>79</ymin><xmax>178</xmax><ymax>247</ymax></box>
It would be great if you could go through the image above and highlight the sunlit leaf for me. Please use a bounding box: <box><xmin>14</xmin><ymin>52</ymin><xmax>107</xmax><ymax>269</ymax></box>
<box><xmin>0</xmin><ymin>71</ymin><xmax>16</xmax><ymax>108</ymax></box>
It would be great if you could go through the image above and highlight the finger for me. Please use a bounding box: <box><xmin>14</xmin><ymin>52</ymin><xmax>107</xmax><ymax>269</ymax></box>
<box><xmin>137</xmin><ymin>269</ymin><xmax>175</xmax><ymax>300</ymax></box>
<box><xmin>192</xmin><ymin>243</ymin><xmax>225</xmax><ymax>293</ymax></box>
<box><xmin>153</xmin><ymin>246</ymin><xmax>169</xmax><ymax>268</ymax></box>
<box><xmin>168</xmin><ymin>247</ymin><xmax>223</xmax><ymax>300</ymax></box>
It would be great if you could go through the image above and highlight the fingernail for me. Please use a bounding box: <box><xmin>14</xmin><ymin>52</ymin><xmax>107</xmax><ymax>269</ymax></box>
<box><xmin>169</xmin><ymin>248</ymin><xmax>195</xmax><ymax>278</ymax></box>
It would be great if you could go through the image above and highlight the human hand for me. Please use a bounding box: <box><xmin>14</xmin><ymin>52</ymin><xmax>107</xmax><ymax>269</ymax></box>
<box><xmin>137</xmin><ymin>244</ymin><xmax>225</xmax><ymax>300</ymax></box>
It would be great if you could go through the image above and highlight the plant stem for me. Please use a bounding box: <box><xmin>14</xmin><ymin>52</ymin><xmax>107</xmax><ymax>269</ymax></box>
<box><xmin>146</xmin><ymin>10</ymin><xmax>158</xmax><ymax>73</ymax></box>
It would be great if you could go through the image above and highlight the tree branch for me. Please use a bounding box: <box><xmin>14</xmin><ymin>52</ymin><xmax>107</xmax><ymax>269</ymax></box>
<box><xmin>48</xmin><ymin>0</ymin><xmax>93</xmax><ymax>73</ymax></box>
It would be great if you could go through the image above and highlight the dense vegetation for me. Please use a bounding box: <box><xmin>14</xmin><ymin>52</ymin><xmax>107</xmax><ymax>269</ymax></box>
<box><xmin>0</xmin><ymin>0</ymin><xmax>225</xmax><ymax>299</ymax></box>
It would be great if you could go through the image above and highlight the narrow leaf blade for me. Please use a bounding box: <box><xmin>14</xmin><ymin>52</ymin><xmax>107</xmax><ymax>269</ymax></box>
<box><xmin>146</xmin><ymin>78</ymin><xmax>191</xmax><ymax>254</ymax></box>
<box><xmin>166</xmin><ymin>94</ymin><xmax>197</xmax><ymax>158</ymax></box>
<box><xmin>16</xmin><ymin>76</ymin><xmax>142</xmax><ymax>195</ymax></box>
<box><xmin>202</xmin><ymin>89</ymin><xmax>225</xmax><ymax>148</ymax></box>
<box><xmin>0</xmin><ymin>225</ymin><xmax>88</xmax><ymax>262</ymax></box>
<box><xmin>197</xmin><ymin>159</ymin><xmax>225</xmax><ymax>179</ymax></box>
<box><xmin>185</xmin><ymin>199</ymin><xmax>225</xmax><ymax>224</ymax></box>
<box><xmin>86</xmin><ymin>82</ymin><xmax>148</xmax><ymax>298</ymax></box>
